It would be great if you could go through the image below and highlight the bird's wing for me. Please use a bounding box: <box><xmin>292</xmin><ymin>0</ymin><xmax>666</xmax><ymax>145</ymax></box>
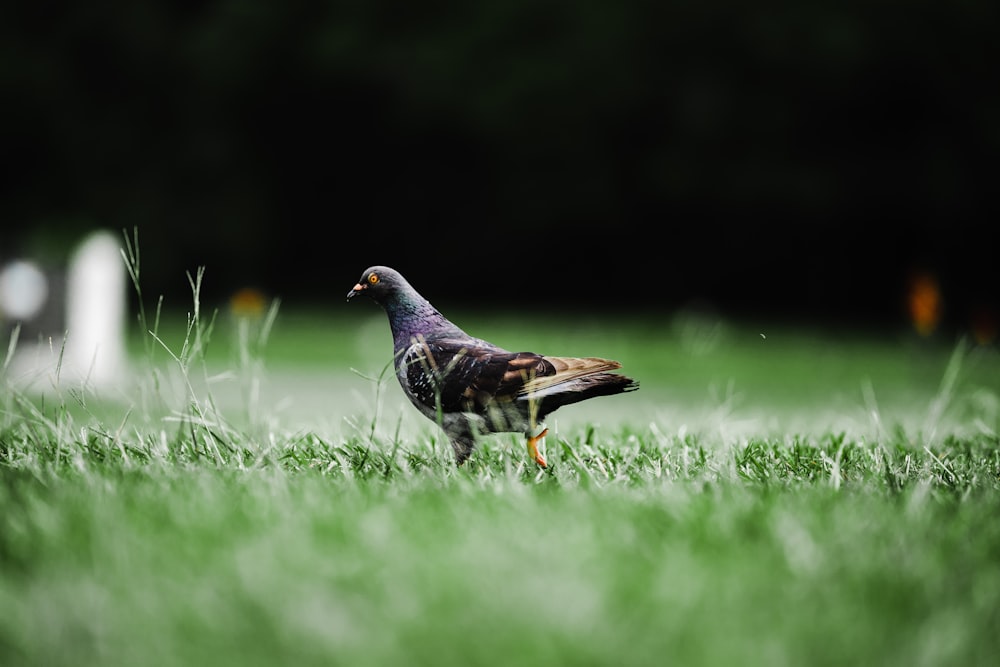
<box><xmin>399</xmin><ymin>336</ymin><xmax>551</xmax><ymax>413</ymax></box>
<box><xmin>517</xmin><ymin>356</ymin><xmax>624</xmax><ymax>397</ymax></box>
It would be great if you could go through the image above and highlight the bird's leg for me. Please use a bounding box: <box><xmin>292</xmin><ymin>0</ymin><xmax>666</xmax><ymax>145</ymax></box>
<box><xmin>526</xmin><ymin>428</ymin><xmax>548</xmax><ymax>468</ymax></box>
<box><xmin>451</xmin><ymin>436</ymin><xmax>476</xmax><ymax>466</ymax></box>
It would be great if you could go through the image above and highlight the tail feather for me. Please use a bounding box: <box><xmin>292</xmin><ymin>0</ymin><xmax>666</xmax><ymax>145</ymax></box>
<box><xmin>520</xmin><ymin>371</ymin><xmax>639</xmax><ymax>404</ymax></box>
<box><xmin>519</xmin><ymin>356</ymin><xmax>625</xmax><ymax>395</ymax></box>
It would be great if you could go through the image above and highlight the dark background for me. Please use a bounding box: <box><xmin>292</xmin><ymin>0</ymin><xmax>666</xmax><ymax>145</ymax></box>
<box><xmin>2</xmin><ymin>1</ymin><xmax>997</xmax><ymax>333</ymax></box>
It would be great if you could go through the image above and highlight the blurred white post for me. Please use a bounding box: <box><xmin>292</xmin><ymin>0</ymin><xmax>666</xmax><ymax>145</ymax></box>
<box><xmin>64</xmin><ymin>230</ymin><xmax>127</xmax><ymax>388</ymax></box>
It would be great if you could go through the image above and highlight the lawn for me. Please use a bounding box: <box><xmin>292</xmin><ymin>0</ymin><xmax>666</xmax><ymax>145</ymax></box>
<box><xmin>1</xmin><ymin>298</ymin><xmax>999</xmax><ymax>667</ymax></box>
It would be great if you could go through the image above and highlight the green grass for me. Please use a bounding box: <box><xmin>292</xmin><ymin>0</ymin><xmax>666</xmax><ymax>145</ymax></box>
<box><xmin>2</xmin><ymin>267</ymin><xmax>1000</xmax><ymax>666</ymax></box>
<box><xmin>1</xmin><ymin>425</ymin><xmax>999</xmax><ymax>667</ymax></box>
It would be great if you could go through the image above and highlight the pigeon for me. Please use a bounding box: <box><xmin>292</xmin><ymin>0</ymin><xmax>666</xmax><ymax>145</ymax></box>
<box><xmin>346</xmin><ymin>265</ymin><xmax>639</xmax><ymax>467</ymax></box>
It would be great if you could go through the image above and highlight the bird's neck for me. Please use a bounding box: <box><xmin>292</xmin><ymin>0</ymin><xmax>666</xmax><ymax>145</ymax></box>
<box><xmin>384</xmin><ymin>294</ymin><xmax>461</xmax><ymax>349</ymax></box>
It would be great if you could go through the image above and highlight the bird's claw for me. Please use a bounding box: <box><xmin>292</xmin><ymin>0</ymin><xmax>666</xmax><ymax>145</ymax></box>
<box><xmin>527</xmin><ymin>428</ymin><xmax>549</xmax><ymax>467</ymax></box>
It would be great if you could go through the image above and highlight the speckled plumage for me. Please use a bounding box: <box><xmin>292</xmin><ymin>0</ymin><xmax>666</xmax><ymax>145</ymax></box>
<box><xmin>347</xmin><ymin>265</ymin><xmax>639</xmax><ymax>466</ymax></box>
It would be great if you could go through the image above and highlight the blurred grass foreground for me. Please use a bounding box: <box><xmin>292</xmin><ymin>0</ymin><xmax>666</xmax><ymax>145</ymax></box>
<box><xmin>1</xmin><ymin>230</ymin><xmax>999</xmax><ymax>667</ymax></box>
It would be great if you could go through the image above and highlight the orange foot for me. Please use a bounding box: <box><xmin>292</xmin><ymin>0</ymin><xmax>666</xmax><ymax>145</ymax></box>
<box><xmin>527</xmin><ymin>428</ymin><xmax>549</xmax><ymax>468</ymax></box>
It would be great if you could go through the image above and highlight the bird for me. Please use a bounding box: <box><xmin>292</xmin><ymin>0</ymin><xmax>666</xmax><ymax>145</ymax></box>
<box><xmin>346</xmin><ymin>265</ymin><xmax>639</xmax><ymax>467</ymax></box>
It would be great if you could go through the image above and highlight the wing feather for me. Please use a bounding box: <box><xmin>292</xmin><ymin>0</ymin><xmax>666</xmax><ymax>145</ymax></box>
<box><xmin>401</xmin><ymin>337</ymin><xmax>550</xmax><ymax>414</ymax></box>
<box><xmin>518</xmin><ymin>356</ymin><xmax>622</xmax><ymax>396</ymax></box>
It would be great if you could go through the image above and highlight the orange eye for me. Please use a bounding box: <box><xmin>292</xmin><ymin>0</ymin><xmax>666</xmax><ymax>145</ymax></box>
<box><xmin>368</xmin><ymin>273</ymin><xmax>379</xmax><ymax>285</ymax></box>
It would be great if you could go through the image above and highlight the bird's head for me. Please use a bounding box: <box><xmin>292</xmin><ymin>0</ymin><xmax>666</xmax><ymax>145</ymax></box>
<box><xmin>346</xmin><ymin>265</ymin><xmax>405</xmax><ymax>305</ymax></box>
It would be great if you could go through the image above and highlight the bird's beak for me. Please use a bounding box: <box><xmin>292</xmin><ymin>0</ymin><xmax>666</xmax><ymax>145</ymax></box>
<box><xmin>346</xmin><ymin>283</ymin><xmax>366</xmax><ymax>301</ymax></box>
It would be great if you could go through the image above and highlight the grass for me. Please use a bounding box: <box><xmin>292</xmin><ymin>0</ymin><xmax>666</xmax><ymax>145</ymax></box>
<box><xmin>1</xmin><ymin>243</ymin><xmax>999</xmax><ymax>666</ymax></box>
<box><xmin>2</xmin><ymin>427</ymin><xmax>999</xmax><ymax>667</ymax></box>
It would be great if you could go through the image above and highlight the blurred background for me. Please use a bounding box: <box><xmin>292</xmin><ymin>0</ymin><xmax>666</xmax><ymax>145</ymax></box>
<box><xmin>1</xmin><ymin>0</ymin><xmax>997</xmax><ymax>341</ymax></box>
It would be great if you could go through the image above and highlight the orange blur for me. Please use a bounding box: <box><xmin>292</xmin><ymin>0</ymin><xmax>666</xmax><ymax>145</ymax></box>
<box><xmin>907</xmin><ymin>272</ymin><xmax>942</xmax><ymax>336</ymax></box>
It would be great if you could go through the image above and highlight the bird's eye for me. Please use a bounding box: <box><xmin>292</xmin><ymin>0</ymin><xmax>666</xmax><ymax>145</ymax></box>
<box><xmin>368</xmin><ymin>273</ymin><xmax>379</xmax><ymax>285</ymax></box>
